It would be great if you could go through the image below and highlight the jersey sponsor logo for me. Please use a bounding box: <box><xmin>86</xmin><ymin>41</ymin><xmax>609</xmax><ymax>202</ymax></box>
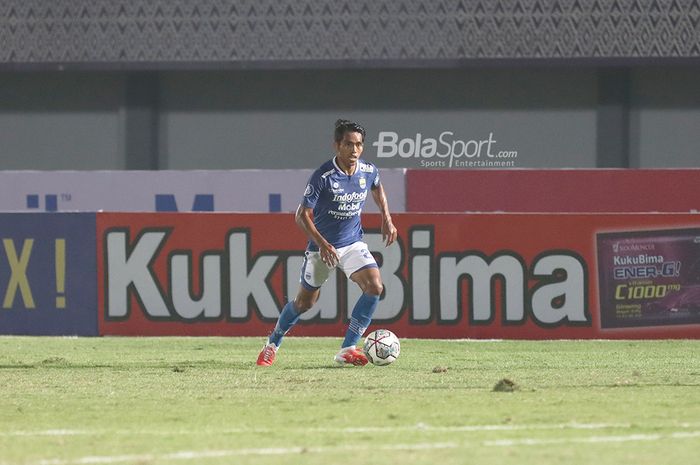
<box><xmin>332</xmin><ymin>191</ymin><xmax>367</xmax><ymax>202</ymax></box>
<box><xmin>329</xmin><ymin>209</ymin><xmax>361</xmax><ymax>219</ymax></box>
<box><xmin>359</xmin><ymin>163</ymin><xmax>374</xmax><ymax>173</ymax></box>
<box><xmin>331</xmin><ymin>181</ymin><xmax>344</xmax><ymax>194</ymax></box>
<box><xmin>335</xmin><ymin>202</ymin><xmax>361</xmax><ymax>212</ymax></box>
<box><xmin>304</xmin><ymin>184</ymin><xmax>314</xmax><ymax>197</ymax></box>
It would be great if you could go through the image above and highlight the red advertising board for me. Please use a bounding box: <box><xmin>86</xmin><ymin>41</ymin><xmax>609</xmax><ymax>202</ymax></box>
<box><xmin>97</xmin><ymin>212</ymin><xmax>700</xmax><ymax>339</ymax></box>
<box><xmin>406</xmin><ymin>169</ymin><xmax>700</xmax><ymax>213</ymax></box>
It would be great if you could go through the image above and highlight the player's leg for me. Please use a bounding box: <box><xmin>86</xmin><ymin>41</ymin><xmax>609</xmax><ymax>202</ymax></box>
<box><xmin>344</xmin><ymin>266</ymin><xmax>383</xmax><ymax>347</ymax></box>
<box><xmin>268</xmin><ymin>250</ymin><xmax>329</xmax><ymax>348</ymax></box>
<box><xmin>257</xmin><ymin>251</ymin><xmax>328</xmax><ymax>366</ymax></box>
<box><xmin>257</xmin><ymin>287</ymin><xmax>321</xmax><ymax>367</ymax></box>
<box><xmin>334</xmin><ymin>242</ymin><xmax>382</xmax><ymax>366</ymax></box>
<box><xmin>267</xmin><ymin>285</ymin><xmax>320</xmax><ymax>348</ymax></box>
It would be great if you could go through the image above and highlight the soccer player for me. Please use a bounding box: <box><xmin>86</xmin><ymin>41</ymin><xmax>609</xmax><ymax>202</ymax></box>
<box><xmin>257</xmin><ymin>119</ymin><xmax>397</xmax><ymax>366</ymax></box>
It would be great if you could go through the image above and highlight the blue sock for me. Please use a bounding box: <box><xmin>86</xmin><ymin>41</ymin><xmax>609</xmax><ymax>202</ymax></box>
<box><xmin>268</xmin><ymin>301</ymin><xmax>300</xmax><ymax>347</ymax></box>
<box><xmin>342</xmin><ymin>293</ymin><xmax>380</xmax><ymax>348</ymax></box>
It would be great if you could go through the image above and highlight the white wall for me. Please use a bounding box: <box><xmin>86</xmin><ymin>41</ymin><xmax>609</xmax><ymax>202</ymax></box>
<box><xmin>0</xmin><ymin>170</ymin><xmax>406</xmax><ymax>213</ymax></box>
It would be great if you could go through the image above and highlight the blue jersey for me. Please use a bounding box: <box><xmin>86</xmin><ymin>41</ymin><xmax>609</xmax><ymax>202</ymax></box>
<box><xmin>302</xmin><ymin>157</ymin><xmax>381</xmax><ymax>251</ymax></box>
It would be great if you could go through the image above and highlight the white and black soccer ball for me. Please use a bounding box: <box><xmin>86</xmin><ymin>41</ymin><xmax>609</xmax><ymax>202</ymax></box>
<box><xmin>363</xmin><ymin>329</ymin><xmax>400</xmax><ymax>366</ymax></box>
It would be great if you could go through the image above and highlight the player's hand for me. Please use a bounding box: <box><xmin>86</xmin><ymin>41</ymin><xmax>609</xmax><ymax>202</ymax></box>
<box><xmin>319</xmin><ymin>242</ymin><xmax>339</xmax><ymax>267</ymax></box>
<box><xmin>382</xmin><ymin>217</ymin><xmax>397</xmax><ymax>247</ymax></box>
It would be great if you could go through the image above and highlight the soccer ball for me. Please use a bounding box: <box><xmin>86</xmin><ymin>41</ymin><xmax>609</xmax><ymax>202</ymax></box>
<box><xmin>363</xmin><ymin>329</ymin><xmax>400</xmax><ymax>366</ymax></box>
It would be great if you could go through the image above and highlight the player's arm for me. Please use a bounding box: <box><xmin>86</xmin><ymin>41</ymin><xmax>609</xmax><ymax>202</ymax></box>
<box><xmin>295</xmin><ymin>204</ymin><xmax>339</xmax><ymax>267</ymax></box>
<box><xmin>371</xmin><ymin>184</ymin><xmax>397</xmax><ymax>247</ymax></box>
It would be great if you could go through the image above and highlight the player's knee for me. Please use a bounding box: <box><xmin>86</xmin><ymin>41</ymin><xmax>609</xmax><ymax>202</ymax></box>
<box><xmin>364</xmin><ymin>280</ymin><xmax>384</xmax><ymax>297</ymax></box>
<box><xmin>294</xmin><ymin>297</ymin><xmax>316</xmax><ymax>313</ymax></box>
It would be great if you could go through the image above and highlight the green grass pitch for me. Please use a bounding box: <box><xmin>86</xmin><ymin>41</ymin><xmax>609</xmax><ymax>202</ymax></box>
<box><xmin>0</xmin><ymin>337</ymin><xmax>698</xmax><ymax>465</ymax></box>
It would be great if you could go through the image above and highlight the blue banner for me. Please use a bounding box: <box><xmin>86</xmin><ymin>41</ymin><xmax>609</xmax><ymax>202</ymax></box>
<box><xmin>0</xmin><ymin>213</ymin><xmax>97</xmax><ymax>335</ymax></box>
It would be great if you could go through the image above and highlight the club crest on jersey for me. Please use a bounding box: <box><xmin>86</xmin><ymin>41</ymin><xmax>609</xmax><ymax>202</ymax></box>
<box><xmin>359</xmin><ymin>178</ymin><xmax>366</xmax><ymax>189</ymax></box>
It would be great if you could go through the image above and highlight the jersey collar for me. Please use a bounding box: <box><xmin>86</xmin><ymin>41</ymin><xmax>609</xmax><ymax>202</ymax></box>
<box><xmin>333</xmin><ymin>156</ymin><xmax>358</xmax><ymax>176</ymax></box>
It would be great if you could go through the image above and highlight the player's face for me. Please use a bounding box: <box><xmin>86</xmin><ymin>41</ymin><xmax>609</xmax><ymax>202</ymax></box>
<box><xmin>335</xmin><ymin>131</ymin><xmax>364</xmax><ymax>168</ymax></box>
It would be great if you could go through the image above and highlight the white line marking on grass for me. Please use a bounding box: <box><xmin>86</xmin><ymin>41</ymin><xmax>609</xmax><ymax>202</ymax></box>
<box><xmin>340</xmin><ymin>422</ymin><xmax>633</xmax><ymax>433</ymax></box>
<box><xmin>1</xmin><ymin>422</ymin><xmax>637</xmax><ymax>437</ymax></box>
<box><xmin>484</xmin><ymin>430</ymin><xmax>700</xmax><ymax>447</ymax></box>
<box><xmin>35</xmin><ymin>442</ymin><xmax>459</xmax><ymax>465</ymax></box>
<box><xmin>0</xmin><ymin>430</ymin><xmax>92</xmax><ymax>437</ymax></box>
<box><xmin>1</xmin><ymin>421</ymin><xmax>688</xmax><ymax>437</ymax></box>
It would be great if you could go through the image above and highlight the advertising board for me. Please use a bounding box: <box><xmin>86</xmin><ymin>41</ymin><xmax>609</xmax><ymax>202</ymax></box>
<box><xmin>0</xmin><ymin>213</ymin><xmax>97</xmax><ymax>335</ymax></box>
<box><xmin>97</xmin><ymin>212</ymin><xmax>700</xmax><ymax>339</ymax></box>
<box><xmin>406</xmin><ymin>169</ymin><xmax>700</xmax><ymax>213</ymax></box>
<box><xmin>0</xmin><ymin>169</ymin><xmax>406</xmax><ymax>213</ymax></box>
<box><xmin>597</xmin><ymin>228</ymin><xmax>700</xmax><ymax>328</ymax></box>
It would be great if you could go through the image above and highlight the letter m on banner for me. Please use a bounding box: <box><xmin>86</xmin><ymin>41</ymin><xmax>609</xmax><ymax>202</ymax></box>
<box><xmin>155</xmin><ymin>194</ymin><xmax>214</xmax><ymax>212</ymax></box>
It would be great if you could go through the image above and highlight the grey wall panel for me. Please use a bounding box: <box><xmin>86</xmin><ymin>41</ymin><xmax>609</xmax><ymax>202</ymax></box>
<box><xmin>0</xmin><ymin>72</ymin><xmax>124</xmax><ymax>169</ymax></box>
<box><xmin>161</xmin><ymin>68</ymin><xmax>597</xmax><ymax>169</ymax></box>
<box><xmin>3</xmin><ymin>67</ymin><xmax>700</xmax><ymax>171</ymax></box>
<box><xmin>631</xmin><ymin>68</ymin><xmax>700</xmax><ymax>167</ymax></box>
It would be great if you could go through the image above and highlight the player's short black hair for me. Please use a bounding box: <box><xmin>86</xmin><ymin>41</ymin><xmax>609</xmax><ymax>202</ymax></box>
<box><xmin>334</xmin><ymin>119</ymin><xmax>366</xmax><ymax>143</ymax></box>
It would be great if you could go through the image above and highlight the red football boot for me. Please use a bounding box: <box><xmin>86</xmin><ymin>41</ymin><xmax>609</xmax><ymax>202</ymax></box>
<box><xmin>256</xmin><ymin>343</ymin><xmax>277</xmax><ymax>366</ymax></box>
<box><xmin>334</xmin><ymin>346</ymin><xmax>368</xmax><ymax>366</ymax></box>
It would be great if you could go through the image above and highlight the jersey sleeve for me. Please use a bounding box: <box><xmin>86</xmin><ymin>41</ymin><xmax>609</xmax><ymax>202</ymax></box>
<box><xmin>371</xmin><ymin>165</ymin><xmax>381</xmax><ymax>189</ymax></box>
<box><xmin>301</xmin><ymin>170</ymin><xmax>324</xmax><ymax>208</ymax></box>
